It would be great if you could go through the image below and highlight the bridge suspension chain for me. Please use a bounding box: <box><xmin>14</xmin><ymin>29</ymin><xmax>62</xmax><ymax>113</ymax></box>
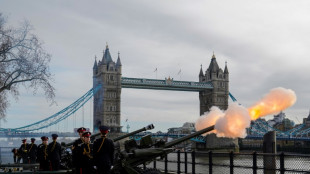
<box><xmin>0</xmin><ymin>84</ymin><xmax>102</xmax><ymax>132</ymax></box>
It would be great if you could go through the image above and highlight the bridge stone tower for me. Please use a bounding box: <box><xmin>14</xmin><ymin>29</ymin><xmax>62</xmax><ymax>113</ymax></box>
<box><xmin>93</xmin><ymin>45</ymin><xmax>122</xmax><ymax>133</ymax></box>
<box><xmin>199</xmin><ymin>53</ymin><xmax>229</xmax><ymax>115</ymax></box>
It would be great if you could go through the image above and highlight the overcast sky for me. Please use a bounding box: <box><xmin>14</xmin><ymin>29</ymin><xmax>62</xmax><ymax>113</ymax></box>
<box><xmin>1</xmin><ymin>0</ymin><xmax>310</xmax><ymax>133</ymax></box>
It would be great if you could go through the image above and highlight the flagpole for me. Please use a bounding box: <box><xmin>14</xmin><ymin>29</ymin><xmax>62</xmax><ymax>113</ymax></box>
<box><xmin>154</xmin><ymin>68</ymin><xmax>158</xmax><ymax>79</ymax></box>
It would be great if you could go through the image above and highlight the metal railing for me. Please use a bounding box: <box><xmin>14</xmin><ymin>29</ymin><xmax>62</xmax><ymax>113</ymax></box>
<box><xmin>146</xmin><ymin>150</ymin><xmax>310</xmax><ymax>174</ymax></box>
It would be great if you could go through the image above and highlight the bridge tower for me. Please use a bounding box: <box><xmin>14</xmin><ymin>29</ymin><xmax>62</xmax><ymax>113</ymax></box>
<box><xmin>199</xmin><ymin>53</ymin><xmax>229</xmax><ymax>115</ymax></box>
<box><xmin>93</xmin><ymin>45</ymin><xmax>122</xmax><ymax>133</ymax></box>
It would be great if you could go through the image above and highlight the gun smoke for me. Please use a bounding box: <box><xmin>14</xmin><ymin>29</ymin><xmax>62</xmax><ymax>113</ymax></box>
<box><xmin>195</xmin><ymin>87</ymin><xmax>297</xmax><ymax>138</ymax></box>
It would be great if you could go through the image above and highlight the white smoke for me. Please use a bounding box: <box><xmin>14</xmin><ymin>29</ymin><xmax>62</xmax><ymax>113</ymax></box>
<box><xmin>195</xmin><ymin>87</ymin><xmax>297</xmax><ymax>138</ymax></box>
<box><xmin>195</xmin><ymin>103</ymin><xmax>250</xmax><ymax>138</ymax></box>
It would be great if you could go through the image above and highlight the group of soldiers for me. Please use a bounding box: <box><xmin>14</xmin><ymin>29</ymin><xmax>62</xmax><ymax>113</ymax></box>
<box><xmin>11</xmin><ymin>125</ymin><xmax>115</xmax><ymax>174</ymax></box>
<box><xmin>72</xmin><ymin>126</ymin><xmax>114</xmax><ymax>174</ymax></box>
<box><xmin>12</xmin><ymin>134</ymin><xmax>62</xmax><ymax>171</ymax></box>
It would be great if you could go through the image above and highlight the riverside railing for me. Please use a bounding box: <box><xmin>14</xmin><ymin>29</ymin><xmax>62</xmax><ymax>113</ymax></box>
<box><xmin>146</xmin><ymin>150</ymin><xmax>310</xmax><ymax>174</ymax></box>
<box><xmin>2</xmin><ymin>147</ymin><xmax>310</xmax><ymax>173</ymax></box>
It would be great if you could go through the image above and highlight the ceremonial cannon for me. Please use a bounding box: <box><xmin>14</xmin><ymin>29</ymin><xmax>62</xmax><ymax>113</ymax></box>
<box><xmin>111</xmin><ymin>125</ymin><xmax>215</xmax><ymax>174</ymax></box>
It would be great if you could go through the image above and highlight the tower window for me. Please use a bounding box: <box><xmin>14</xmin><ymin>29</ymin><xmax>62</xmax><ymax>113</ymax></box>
<box><xmin>109</xmin><ymin>75</ymin><xmax>114</xmax><ymax>81</ymax></box>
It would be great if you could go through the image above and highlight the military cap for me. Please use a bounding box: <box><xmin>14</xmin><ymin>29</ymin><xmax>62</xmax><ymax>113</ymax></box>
<box><xmin>41</xmin><ymin>136</ymin><xmax>48</xmax><ymax>141</ymax></box>
<box><xmin>77</xmin><ymin>127</ymin><xmax>87</xmax><ymax>133</ymax></box>
<box><xmin>99</xmin><ymin>125</ymin><xmax>110</xmax><ymax>134</ymax></box>
<box><xmin>52</xmin><ymin>134</ymin><xmax>58</xmax><ymax>138</ymax></box>
<box><xmin>82</xmin><ymin>131</ymin><xmax>91</xmax><ymax>137</ymax></box>
<box><xmin>21</xmin><ymin>138</ymin><xmax>27</xmax><ymax>142</ymax></box>
<box><xmin>31</xmin><ymin>138</ymin><xmax>36</xmax><ymax>142</ymax></box>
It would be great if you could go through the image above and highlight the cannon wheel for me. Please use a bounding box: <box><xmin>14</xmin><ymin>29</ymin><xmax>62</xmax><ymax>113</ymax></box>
<box><xmin>141</xmin><ymin>168</ymin><xmax>161</xmax><ymax>174</ymax></box>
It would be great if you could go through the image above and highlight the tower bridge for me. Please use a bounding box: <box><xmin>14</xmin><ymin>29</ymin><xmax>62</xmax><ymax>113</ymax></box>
<box><xmin>2</xmin><ymin>45</ymin><xmax>310</xmax><ymax>141</ymax></box>
<box><xmin>93</xmin><ymin>45</ymin><xmax>229</xmax><ymax>132</ymax></box>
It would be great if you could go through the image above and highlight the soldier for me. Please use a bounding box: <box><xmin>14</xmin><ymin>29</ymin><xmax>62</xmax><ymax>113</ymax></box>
<box><xmin>11</xmin><ymin>148</ymin><xmax>21</xmax><ymax>164</ymax></box>
<box><xmin>93</xmin><ymin>126</ymin><xmax>114</xmax><ymax>174</ymax></box>
<box><xmin>72</xmin><ymin>127</ymin><xmax>86</xmax><ymax>174</ymax></box>
<box><xmin>28</xmin><ymin>138</ymin><xmax>37</xmax><ymax>164</ymax></box>
<box><xmin>18</xmin><ymin>138</ymin><xmax>29</xmax><ymax>164</ymax></box>
<box><xmin>72</xmin><ymin>127</ymin><xmax>86</xmax><ymax>173</ymax></box>
<box><xmin>79</xmin><ymin>131</ymin><xmax>94</xmax><ymax>173</ymax></box>
<box><xmin>37</xmin><ymin>136</ymin><xmax>49</xmax><ymax>171</ymax></box>
<box><xmin>48</xmin><ymin>134</ymin><xmax>61</xmax><ymax>171</ymax></box>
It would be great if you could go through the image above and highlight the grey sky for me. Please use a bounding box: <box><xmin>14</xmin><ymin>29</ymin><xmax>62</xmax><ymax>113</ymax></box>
<box><xmin>1</xmin><ymin>0</ymin><xmax>310</xmax><ymax>132</ymax></box>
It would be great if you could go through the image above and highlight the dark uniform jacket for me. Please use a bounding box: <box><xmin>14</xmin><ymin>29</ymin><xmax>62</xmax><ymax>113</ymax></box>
<box><xmin>93</xmin><ymin>137</ymin><xmax>114</xmax><ymax>167</ymax></box>
<box><xmin>37</xmin><ymin>143</ymin><xmax>49</xmax><ymax>171</ymax></box>
<box><xmin>18</xmin><ymin>143</ymin><xmax>29</xmax><ymax>163</ymax></box>
<box><xmin>48</xmin><ymin>140</ymin><xmax>62</xmax><ymax>171</ymax></box>
<box><xmin>72</xmin><ymin>138</ymin><xmax>83</xmax><ymax>167</ymax></box>
<box><xmin>80</xmin><ymin>142</ymin><xmax>93</xmax><ymax>169</ymax></box>
<box><xmin>37</xmin><ymin>144</ymin><xmax>49</xmax><ymax>161</ymax></box>
<box><xmin>48</xmin><ymin>141</ymin><xmax>62</xmax><ymax>162</ymax></box>
<box><xmin>28</xmin><ymin>143</ymin><xmax>38</xmax><ymax>163</ymax></box>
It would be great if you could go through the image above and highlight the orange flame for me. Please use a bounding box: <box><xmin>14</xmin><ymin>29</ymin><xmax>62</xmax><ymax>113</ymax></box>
<box><xmin>248</xmin><ymin>87</ymin><xmax>296</xmax><ymax>120</ymax></box>
<box><xmin>195</xmin><ymin>87</ymin><xmax>297</xmax><ymax>138</ymax></box>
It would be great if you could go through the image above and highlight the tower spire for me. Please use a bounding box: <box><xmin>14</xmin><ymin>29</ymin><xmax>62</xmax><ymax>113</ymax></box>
<box><xmin>93</xmin><ymin>55</ymin><xmax>98</xmax><ymax>70</ymax></box>
<box><xmin>102</xmin><ymin>49</ymin><xmax>106</xmax><ymax>64</ymax></box>
<box><xmin>224</xmin><ymin>61</ymin><xmax>229</xmax><ymax>74</ymax></box>
<box><xmin>104</xmin><ymin>43</ymin><xmax>113</xmax><ymax>63</ymax></box>
<box><xmin>199</xmin><ymin>64</ymin><xmax>203</xmax><ymax>76</ymax></box>
<box><xmin>116</xmin><ymin>51</ymin><xmax>122</xmax><ymax>67</ymax></box>
<box><xmin>212</xmin><ymin>51</ymin><xmax>216</xmax><ymax>59</ymax></box>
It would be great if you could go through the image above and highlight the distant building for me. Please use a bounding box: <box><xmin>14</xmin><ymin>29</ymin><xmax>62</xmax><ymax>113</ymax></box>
<box><xmin>267</xmin><ymin>111</ymin><xmax>286</xmax><ymax>127</ymax></box>
<box><xmin>275</xmin><ymin>118</ymin><xmax>295</xmax><ymax>132</ymax></box>
<box><xmin>303</xmin><ymin>110</ymin><xmax>310</xmax><ymax>127</ymax></box>
<box><xmin>167</xmin><ymin>122</ymin><xmax>195</xmax><ymax>134</ymax></box>
<box><xmin>248</xmin><ymin>112</ymin><xmax>295</xmax><ymax>135</ymax></box>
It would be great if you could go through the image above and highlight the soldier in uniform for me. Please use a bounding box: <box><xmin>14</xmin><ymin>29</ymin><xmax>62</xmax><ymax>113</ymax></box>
<box><xmin>72</xmin><ymin>127</ymin><xmax>86</xmax><ymax>174</ymax></box>
<box><xmin>93</xmin><ymin>126</ymin><xmax>114</xmax><ymax>174</ymax></box>
<box><xmin>79</xmin><ymin>131</ymin><xmax>94</xmax><ymax>173</ymax></box>
<box><xmin>18</xmin><ymin>138</ymin><xmax>29</xmax><ymax>164</ymax></box>
<box><xmin>37</xmin><ymin>136</ymin><xmax>49</xmax><ymax>171</ymax></box>
<box><xmin>11</xmin><ymin>148</ymin><xmax>21</xmax><ymax>164</ymax></box>
<box><xmin>28</xmin><ymin>138</ymin><xmax>37</xmax><ymax>164</ymax></box>
<box><xmin>48</xmin><ymin>134</ymin><xmax>61</xmax><ymax>171</ymax></box>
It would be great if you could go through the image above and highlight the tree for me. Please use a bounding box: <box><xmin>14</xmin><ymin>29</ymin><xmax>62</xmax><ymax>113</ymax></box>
<box><xmin>0</xmin><ymin>13</ymin><xmax>55</xmax><ymax>119</ymax></box>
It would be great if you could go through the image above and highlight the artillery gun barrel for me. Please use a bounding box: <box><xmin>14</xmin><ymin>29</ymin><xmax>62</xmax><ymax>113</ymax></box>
<box><xmin>164</xmin><ymin>125</ymin><xmax>214</xmax><ymax>148</ymax></box>
<box><xmin>113</xmin><ymin>124</ymin><xmax>154</xmax><ymax>142</ymax></box>
<box><xmin>66</xmin><ymin>124</ymin><xmax>154</xmax><ymax>147</ymax></box>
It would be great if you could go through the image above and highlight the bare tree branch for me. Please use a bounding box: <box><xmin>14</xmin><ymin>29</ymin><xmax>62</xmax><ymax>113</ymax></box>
<box><xmin>0</xmin><ymin>13</ymin><xmax>55</xmax><ymax>119</ymax></box>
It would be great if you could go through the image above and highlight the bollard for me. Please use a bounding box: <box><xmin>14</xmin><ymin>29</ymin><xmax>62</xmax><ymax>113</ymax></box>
<box><xmin>263</xmin><ymin>131</ymin><xmax>276</xmax><ymax>174</ymax></box>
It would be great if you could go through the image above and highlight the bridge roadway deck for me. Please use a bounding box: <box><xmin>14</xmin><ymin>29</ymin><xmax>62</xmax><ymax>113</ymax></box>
<box><xmin>121</xmin><ymin>77</ymin><xmax>213</xmax><ymax>91</ymax></box>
